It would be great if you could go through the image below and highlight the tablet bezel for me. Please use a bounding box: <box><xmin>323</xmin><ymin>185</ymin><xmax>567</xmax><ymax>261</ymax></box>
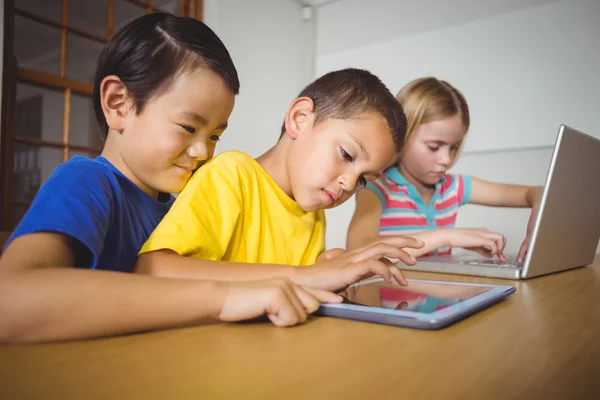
<box><xmin>317</xmin><ymin>278</ymin><xmax>516</xmax><ymax>329</ymax></box>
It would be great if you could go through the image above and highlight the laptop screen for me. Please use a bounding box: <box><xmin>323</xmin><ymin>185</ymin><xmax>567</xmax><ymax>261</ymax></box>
<box><xmin>340</xmin><ymin>280</ymin><xmax>493</xmax><ymax>313</ymax></box>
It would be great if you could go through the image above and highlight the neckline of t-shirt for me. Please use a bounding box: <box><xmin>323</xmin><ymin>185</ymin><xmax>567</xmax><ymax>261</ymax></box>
<box><xmin>236</xmin><ymin>152</ymin><xmax>311</xmax><ymax>217</ymax></box>
<box><xmin>91</xmin><ymin>156</ymin><xmax>174</xmax><ymax>216</ymax></box>
<box><xmin>385</xmin><ymin>167</ymin><xmax>449</xmax><ymax>210</ymax></box>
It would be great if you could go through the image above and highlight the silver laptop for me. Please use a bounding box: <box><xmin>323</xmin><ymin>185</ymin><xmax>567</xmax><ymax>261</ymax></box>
<box><xmin>399</xmin><ymin>125</ymin><xmax>600</xmax><ymax>279</ymax></box>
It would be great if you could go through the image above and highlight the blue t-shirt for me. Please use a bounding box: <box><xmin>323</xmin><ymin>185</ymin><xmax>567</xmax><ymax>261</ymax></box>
<box><xmin>5</xmin><ymin>156</ymin><xmax>174</xmax><ymax>272</ymax></box>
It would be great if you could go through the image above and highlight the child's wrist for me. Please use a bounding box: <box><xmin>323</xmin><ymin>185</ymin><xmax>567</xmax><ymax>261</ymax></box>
<box><xmin>431</xmin><ymin>228</ymin><xmax>453</xmax><ymax>248</ymax></box>
<box><xmin>441</xmin><ymin>228</ymin><xmax>454</xmax><ymax>247</ymax></box>
<box><xmin>208</xmin><ymin>280</ymin><xmax>230</xmax><ymax>320</ymax></box>
<box><xmin>290</xmin><ymin>266</ymin><xmax>318</xmax><ymax>287</ymax></box>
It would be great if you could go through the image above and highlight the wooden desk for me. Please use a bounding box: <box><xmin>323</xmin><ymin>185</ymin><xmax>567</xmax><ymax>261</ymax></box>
<box><xmin>1</xmin><ymin>256</ymin><xmax>600</xmax><ymax>399</ymax></box>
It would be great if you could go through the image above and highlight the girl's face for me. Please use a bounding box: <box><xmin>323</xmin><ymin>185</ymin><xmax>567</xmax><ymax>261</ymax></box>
<box><xmin>399</xmin><ymin>114</ymin><xmax>467</xmax><ymax>187</ymax></box>
<box><xmin>115</xmin><ymin>68</ymin><xmax>235</xmax><ymax>198</ymax></box>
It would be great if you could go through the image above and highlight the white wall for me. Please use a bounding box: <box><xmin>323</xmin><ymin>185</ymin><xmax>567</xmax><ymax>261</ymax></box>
<box><xmin>317</xmin><ymin>0</ymin><xmax>600</xmax><ymax>152</ymax></box>
<box><xmin>316</xmin><ymin>0</ymin><xmax>600</xmax><ymax>252</ymax></box>
<box><xmin>317</xmin><ymin>0</ymin><xmax>563</xmax><ymax>54</ymax></box>
<box><xmin>203</xmin><ymin>0</ymin><xmax>313</xmax><ymax>157</ymax></box>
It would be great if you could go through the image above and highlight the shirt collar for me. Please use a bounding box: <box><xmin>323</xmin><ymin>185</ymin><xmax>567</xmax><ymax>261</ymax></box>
<box><xmin>94</xmin><ymin>156</ymin><xmax>174</xmax><ymax>214</ymax></box>
<box><xmin>385</xmin><ymin>167</ymin><xmax>446</xmax><ymax>190</ymax></box>
<box><xmin>385</xmin><ymin>167</ymin><xmax>410</xmax><ymax>185</ymax></box>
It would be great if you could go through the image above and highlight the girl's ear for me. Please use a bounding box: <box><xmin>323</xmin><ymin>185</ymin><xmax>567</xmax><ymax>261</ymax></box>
<box><xmin>100</xmin><ymin>75</ymin><xmax>133</xmax><ymax>133</ymax></box>
<box><xmin>283</xmin><ymin>97</ymin><xmax>315</xmax><ymax>140</ymax></box>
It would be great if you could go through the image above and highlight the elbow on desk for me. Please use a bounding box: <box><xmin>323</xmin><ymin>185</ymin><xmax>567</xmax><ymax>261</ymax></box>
<box><xmin>0</xmin><ymin>318</ymin><xmax>29</xmax><ymax>344</ymax></box>
<box><xmin>0</xmin><ymin>286</ymin><xmax>31</xmax><ymax>344</ymax></box>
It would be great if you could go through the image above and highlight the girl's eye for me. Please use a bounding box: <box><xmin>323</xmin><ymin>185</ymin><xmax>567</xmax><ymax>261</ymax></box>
<box><xmin>181</xmin><ymin>125</ymin><xmax>196</xmax><ymax>134</ymax></box>
<box><xmin>428</xmin><ymin>146</ymin><xmax>439</xmax><ymax>151</ymax></box>
<box><xmin>210</xmin><ymin>135</ymin><xmax>221</xmax><ymax>142</ymax></box>
<box><xmin>341</xmin><ymin>147</ymin><xmax>353</xmax><ymax>162</ymax></box>
<box><xmin>358</xmin><ymin>175</ymin><xmax>367</xmax><ymax>187</ymax></box>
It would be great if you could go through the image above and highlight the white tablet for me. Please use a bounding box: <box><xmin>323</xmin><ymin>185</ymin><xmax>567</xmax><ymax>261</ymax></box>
<box><xmin>318</xmin><ymin>278</ymin><xmax>516</xmax><ymax>329</ymax></box>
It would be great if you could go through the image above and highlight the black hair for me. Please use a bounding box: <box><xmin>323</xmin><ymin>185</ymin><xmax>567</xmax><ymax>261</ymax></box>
<box><xmin>280</xmin><ymin>68</ymin><xmax>407</xmax><ymax>152</ymax></box>
<box><xmin>93</xmin><ymin>12</ymin><xmax>239</xmax><ymax>138</ymax></box>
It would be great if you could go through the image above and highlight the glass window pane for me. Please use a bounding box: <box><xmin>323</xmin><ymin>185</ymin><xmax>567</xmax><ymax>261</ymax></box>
<box><xmin>12</xmin><ymin>145</ymin><xmax>61</xmax><ymax>205</ymax></box>
<box><xmin>69</xmin><ymin>93</ymin><xmax>104</xmax><ymax>149</ymax></box>
<box><xmin>69</xmin><ymin>150</ymin><xmax>100</xmax><ymax>160</ymax></box>
<box><xmin>15</xmin><ymin>93</ymin><xmax>42</xmax><ymax>140</ymax></box>
<box><xmin>17</xmin><ymin>84</ymin><xmax>64</xmax><ymax>143</ymax></box>
<box><xmin>15</xmin><ymin>0</ymin><xmax>62</xmax><ymax>23</ymax></box>
<box><xmin>156</xmin><ymin>0</ymin><xmax>180</xmax><ymax>15</ymax></box>
<box><xmin>15</xmin><ymin>15</ymin><xmax>61</xmax><ymax>75</ymax></box>
<box><xmin>66</xmin><ymin>33</ymin><xmax>104</xmax><ymax>83</ymax></box>
<box><xmin>39</xmin><ymin>147</ymin><xmax>63</xmax><ymax>182</ymax></box>
<box><xmin>69</xmin><ymin>0</ymin><xmax>108</xmax><ymax>38</ymax></box>
<box><xmin>114</xmin><ymin>0</ymin><xmax>146</xmax><ymax>32</ymax></box>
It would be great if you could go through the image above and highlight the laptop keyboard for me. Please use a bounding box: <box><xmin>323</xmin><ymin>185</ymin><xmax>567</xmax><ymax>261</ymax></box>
<box><xmin>457</xmin><ymin>258</ymin><xmax>522</xmax><ymax>268</ymax></box>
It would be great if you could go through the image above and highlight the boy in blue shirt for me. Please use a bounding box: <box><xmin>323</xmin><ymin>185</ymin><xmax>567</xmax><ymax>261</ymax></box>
<box><xmin>0</xmin><ymin>13</ymin><xmax>341</xmax><ymax>342</ymax></box>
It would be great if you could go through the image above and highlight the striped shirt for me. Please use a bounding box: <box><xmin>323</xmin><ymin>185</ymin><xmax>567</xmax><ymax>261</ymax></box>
<box><xmin>365</xmin><ymin>167</ymin><xmax>471</xmax><ymax>256</ymax></box>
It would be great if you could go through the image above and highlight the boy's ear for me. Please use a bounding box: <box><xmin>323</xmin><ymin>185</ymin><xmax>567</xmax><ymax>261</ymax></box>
<box><xmin>100</xmin><ymin>75</ymin><xmax>133</xmax><ymax>133</ymax></box>
<box><xmin>283</xmin><ymin>97</ymin><xmax>314</xmax><ymax>140</ymax></box>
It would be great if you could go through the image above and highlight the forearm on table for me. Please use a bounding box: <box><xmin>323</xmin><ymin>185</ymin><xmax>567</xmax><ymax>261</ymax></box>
<box><xmin>135</xmin><ymin>251</ymin><xmax>300</xmax><ymax>282</ymax></box>
<box><xmin>0</xmin><ymin>266</ymin><xmax>229</xmax><ymax>343</ymax></box>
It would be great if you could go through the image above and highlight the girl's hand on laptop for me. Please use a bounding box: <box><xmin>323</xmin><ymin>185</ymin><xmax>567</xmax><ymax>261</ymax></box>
<box><xmin>517</xmin><ymin>194</ymin><xmax>542</xmax><ymax>262</ymax></box>
<box><xmin>297</xmin><ymin>237</ymin><xmax>424</xmax><ymax>292</ymax></box>
<box><xmin>444</xmin><ymin>228</ymin><xmax>507</xmax><ymax>261</ymax></box>
<box><xmin>218</xmin><ymin>278</ymin><xmax>342</xmax><ymax>327</ymax></box>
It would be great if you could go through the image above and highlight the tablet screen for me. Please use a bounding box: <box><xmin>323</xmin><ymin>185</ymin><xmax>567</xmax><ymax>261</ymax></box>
<box><xmin>340</xmin><ymin>280</ymin><xmax>493</xmax><ymax>313</ymax></box>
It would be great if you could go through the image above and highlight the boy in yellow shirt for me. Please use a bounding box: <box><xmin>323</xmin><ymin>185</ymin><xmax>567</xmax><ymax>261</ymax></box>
<box><xmin>136</xmin><ymin>68</ymin><xmax>423</xmax><ymax>291</ymax></box>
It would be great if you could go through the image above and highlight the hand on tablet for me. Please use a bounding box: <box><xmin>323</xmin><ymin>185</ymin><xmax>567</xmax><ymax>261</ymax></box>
<box><xmin>296</xmin><ymin>236</ymin><xmax>424</xmax><ymax>292</ymax></box>
<box><xmin>218</xmin><ymin>278</ymin><xmax>342</xmax><ymax>327</ymax></box>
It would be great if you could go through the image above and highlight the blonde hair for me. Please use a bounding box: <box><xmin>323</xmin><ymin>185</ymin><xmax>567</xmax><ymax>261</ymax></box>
<box><xmin>396</xmin><ymin>77</ymin><xmax>469</xmax><ymax>166</ymax></box>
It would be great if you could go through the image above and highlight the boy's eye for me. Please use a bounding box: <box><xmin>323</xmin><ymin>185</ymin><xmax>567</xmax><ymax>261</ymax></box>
<box><xmin>210</xmin><ymin>135</ymin><xmax>221</xmax><ymax>142</ymax></box>
<box><xmin>181</xmin><ymin>125</ymin><xmax>196</xmax><ymax>134</ymax></box>
<box><xmin>340</xmin><ymin>147</ymin><xmax>354</xmax><ymax>162</ymax></box>
<box><xmin>358</xmin><ymin>175</ymin><xmax>367</xmax><ymax>187</ymax></box>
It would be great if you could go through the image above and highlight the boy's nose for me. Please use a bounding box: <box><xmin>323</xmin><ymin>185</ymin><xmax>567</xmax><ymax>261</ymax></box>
<box><xmin>339</xmin><ymin>174</ymin><xmax>358</xmax><ymax>193</ymax></box>
<box><xmin>187</xmin><ymin>142</ymin><xmax>208</xmax><ymax>161</ymax></box>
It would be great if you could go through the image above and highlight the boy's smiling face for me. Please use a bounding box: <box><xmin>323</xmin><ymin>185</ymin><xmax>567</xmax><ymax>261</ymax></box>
<box><xmin>285</xmin><ymin>109</ymin><xmax>397</xmax><ymax>212</ymax></box>
<box><xmin>102</xmin><ymin>68</ymin><xmax>235</xmax><ymax>198</ymax></box>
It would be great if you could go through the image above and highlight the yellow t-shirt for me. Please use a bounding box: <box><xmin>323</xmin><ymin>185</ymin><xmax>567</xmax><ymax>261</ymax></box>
<box><xmin>140</xmin><ymin>151</ymin><xmax>326</xmax><ymax>265</ymax></box>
